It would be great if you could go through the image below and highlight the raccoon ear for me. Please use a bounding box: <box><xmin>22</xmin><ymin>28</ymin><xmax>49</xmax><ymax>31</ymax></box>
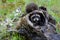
<box><xmin>39</xmin><ymin>6</ymin><xmax>47</xmax><ymax>11</ymax></box>
<box><xmin>26</xmin><ymin>3</ymin><xmax>38</xmax><ymax>13</ymax></box>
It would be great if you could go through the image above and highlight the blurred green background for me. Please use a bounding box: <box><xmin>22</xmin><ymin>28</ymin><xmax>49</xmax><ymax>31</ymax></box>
<box><xmin>0</xmin><ymin>0</ymin><xmax>60</xmax><ymax>40</ymax></box>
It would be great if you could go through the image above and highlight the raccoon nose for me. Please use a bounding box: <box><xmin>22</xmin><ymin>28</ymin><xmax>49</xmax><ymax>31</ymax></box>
<box><xmin>34</xmin><ymin>18</ymin><xmax>39</xmax><ymax>21</ymax></box>
<box><xmin>33</xmin><ymin>17</ymin><xmax>40</xmax><ymax>22</ymax></box>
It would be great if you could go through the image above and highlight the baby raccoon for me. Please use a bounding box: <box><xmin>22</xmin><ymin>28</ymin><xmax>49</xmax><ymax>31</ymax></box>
<box><xmin>15</xmin><ymin>3</ymin><xmax>57</xmax><ymax>40</ymax></box>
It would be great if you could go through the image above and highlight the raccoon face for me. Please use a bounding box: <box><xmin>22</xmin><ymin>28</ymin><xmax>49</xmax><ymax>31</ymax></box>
<box><xmin>26</xmin><ymin>10</ymin><xmax>47</xmax><ymax>27</ymax></box>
